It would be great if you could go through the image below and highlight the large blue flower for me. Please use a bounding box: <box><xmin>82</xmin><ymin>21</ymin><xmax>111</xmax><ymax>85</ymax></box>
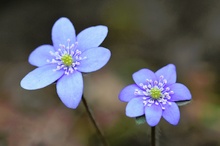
<box><xmin>119</xmin><ymin>64</ymin><xmax>191</xmax><ymax>126</ymax></box>
<box><xmin>21</xmin><ymin>17</ymin><xmax>111</xmax><ymax>109</ymax></box>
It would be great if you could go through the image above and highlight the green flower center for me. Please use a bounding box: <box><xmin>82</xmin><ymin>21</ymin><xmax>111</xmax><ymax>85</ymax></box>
<box><xmin>150</xmin><ymin>87</ymin><xmax>162</xmax><ymax>99</ymax></box>
<box><xmin>61</xmin><ymin>54</ymin><xmax>73</xmax><ymax>66</ymax></box>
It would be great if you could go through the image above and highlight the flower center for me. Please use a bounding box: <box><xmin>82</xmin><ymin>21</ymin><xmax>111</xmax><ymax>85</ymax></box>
<box><xmin>47</xmin><ymin>39</ymin><xmax>87</xmax><ymax>75</ymax></box>
<box><xmin>134</xmin><ymin>75</ymin><xmax>174</xmax><ymax>110</ymax></box>
<box><xmin>150</xmin><ymin>87</ymin><xmax>161</xmax><ymax>99</ymax></box>
<box><xmin>61</xmin><ymin>54</ymin><xmax>73</xmax><ymax>66</ymax></box>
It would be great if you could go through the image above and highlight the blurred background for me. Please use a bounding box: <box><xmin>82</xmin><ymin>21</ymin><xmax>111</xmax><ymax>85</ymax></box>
<box><xmin>0</xmin><ymin>0</ymin><xmax>220</xmax><ymax>145</ymax></box>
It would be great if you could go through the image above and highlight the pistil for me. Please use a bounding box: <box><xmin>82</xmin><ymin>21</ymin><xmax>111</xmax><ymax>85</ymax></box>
<box><xmin>150</xmin><ymin>87</ymin><xmax>162</xmax><ymax>99</ymax></box>
<box><xmin>61</xmin><ymin>54</ymin><xmax>73</xmax><ymax>66</ymax></box>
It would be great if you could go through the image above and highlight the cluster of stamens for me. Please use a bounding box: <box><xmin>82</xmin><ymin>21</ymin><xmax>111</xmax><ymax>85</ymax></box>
<box><xmin>47</xmin><ymin>39</ymin><xmax>87</xmax><ymax>75</ymax></box>
<box><xmin>134</xmin><ymin>75</ymin><xmax>174</xmax><ymax>110</ymax></box>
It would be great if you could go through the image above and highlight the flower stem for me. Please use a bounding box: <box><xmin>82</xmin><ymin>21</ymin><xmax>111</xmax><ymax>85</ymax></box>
<box><xmin>82</xmin><ymin>95</ymin><xmax>108</xmax><ymax>146</ymax></box>
<box><xmin>151</xmin><ymin>126</ymin><xmax>156</xmax><ymax>146</ymax></box>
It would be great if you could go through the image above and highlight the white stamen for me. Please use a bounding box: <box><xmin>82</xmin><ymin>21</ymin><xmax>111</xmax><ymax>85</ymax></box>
<box><xmin>163</xmin><ymin>79</ymin><xmax>167</xmax><ymax>84</ymax></box>
<box><xmin>138</xmin><ymin>76</ymin><xmax>173</xmax><ymax>110</ymax></box>
<box><xmin>47</xmin><ymin>39</ymin><xmax>86</xmax><ymax>75</ymax></box>
<box><xmin>169</xmin><ymin>91</ymin><xmax>174</xmax><ymax>94</ymax></box>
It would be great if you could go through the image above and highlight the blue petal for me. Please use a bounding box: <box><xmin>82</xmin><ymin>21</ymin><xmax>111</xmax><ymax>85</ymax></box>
<box><xmin>155</xmin><ymin>64</ymin><xmax>176</xmax><ymax>85</ymax></box>
<box><xmin>145</xmin><ymin>104</ymin><xmax>162</xmax><ymax>126</ymax></box>
<box><xmin>162</xmin><ymin>102</ymin><xmax>180</xmax><ymax>125</ymax></box>
<box><xmin>20</xmin><ymin>64</ymin><xmax>64</xmax><ymax>90</ymax></box>
<box><xmin>76</xmin><ymin>25</ymin><xmax>108</xmax><ymax>52</ymax></box>
<box><xmin>126</xmin><ymin>98</ymin><xmax>144</xmax><ymax>117</ymax></box>
<box><xmin>132</xmin><ymin>69</ymin><xmax>157</xmax><ymax>88</ymax></box>
<box><xmin>169</xmin><ymin>83</ymin><xmax>192</xmax><ymax>101</ymax></box>
<box><xmin>77</xmin><ymin>47</ymin><xmax>111</xmax><ymax>73</ymax></box>
<box><xmin>52</xmin><ymin>17</ymin><xmax>76</xmax><ymax>50</ymax></box>
<box><xmin>119</xmin><ymin>84</ymin><xmax>140</xmax><ymax>102</ymax></box>
<box><xmin>29</xmin><ymin>45</ymin><xmax>55</xmax><ymax>67</ymax></box>
<box><xmin>56</xmin><ymin>71</ymin><xmax>83</xmax><ymax>109</ymax></box>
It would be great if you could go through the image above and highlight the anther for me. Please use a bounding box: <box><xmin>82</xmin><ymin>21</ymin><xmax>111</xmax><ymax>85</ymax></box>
<box><xmin>169</xmin><ymin>91</ymin><xmax>174</xmax><ymax>94</ymax></box>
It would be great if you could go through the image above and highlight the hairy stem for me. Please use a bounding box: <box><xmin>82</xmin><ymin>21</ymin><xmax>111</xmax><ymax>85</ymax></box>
<box><xmin>82</xmin><ymin>95</ymin><xmax>108</xmax><ymax>146</ymax></box>
<box><xmin>151</xmin><ymin>126</ymin><xmax>156</xmax><ymax>146</ymax></box>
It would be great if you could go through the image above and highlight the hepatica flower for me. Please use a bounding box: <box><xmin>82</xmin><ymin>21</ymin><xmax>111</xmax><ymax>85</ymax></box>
<box><xmin>21</xmin><ymin>17</ymin><xmax>111</xmax><ymax>109</ymax></box>
<box><xmin>119</xmin><ymin>64</ymin><xmax>191</xmax><ymax>126</ymax></box>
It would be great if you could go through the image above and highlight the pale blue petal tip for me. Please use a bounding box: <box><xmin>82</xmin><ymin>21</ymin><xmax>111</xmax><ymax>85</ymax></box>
<box><xmin>56</xmin><ymin>72</ymin><xmax>83</xmax><ymax>109</ymax></box>
<box><xmin>21</xmin><ymin>65</ymin><xmax>63</xmax><ymax>90</ymax></box>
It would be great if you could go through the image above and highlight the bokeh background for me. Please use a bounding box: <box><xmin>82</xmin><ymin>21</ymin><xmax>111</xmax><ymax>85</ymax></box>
<box><xmin>0</xmin><ymin>0</ymin><xmax>220</xmax><ymax>145</ymax></box>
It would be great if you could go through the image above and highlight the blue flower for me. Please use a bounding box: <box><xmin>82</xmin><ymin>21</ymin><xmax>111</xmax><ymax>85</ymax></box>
<box><xmin>21</xmin><ymin>17</ymin><xmax>111</xmax><ymax>109</ymax></box>
<box><xmin>119</xmin><ymin>64</ymin><xmax>191</xmax><ymax>126</ymax></box>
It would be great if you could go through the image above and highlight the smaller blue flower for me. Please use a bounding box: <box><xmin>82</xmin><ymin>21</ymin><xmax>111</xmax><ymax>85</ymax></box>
<box><xmin>21</xmin><ymin>17</ymin><xmax>111</xmax><ymax>109</ymax></box>
<box><xmin>119</xmin><ymin>64</ymin><xmax>191</xmax><ymax>126</ymax></box>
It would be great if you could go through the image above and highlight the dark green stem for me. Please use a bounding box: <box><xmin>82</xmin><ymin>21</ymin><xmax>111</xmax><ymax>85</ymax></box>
<box><xmin>82</xmin><ymin>95</ymin><xmax>108</xmax><ymax>146</ymax></box>
<box><xmin>151</xmin><ymin>126</ymin><xmax>156</xmax><ymax>146</ymax></box>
